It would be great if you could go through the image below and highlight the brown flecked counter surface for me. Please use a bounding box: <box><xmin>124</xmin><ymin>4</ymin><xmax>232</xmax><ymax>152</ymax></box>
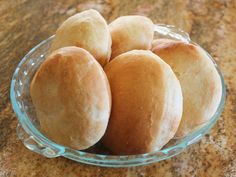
<box><xmin>0</xmin><ymin>0</ymin><xmax>236</xmax><ymax>176</ymax></box>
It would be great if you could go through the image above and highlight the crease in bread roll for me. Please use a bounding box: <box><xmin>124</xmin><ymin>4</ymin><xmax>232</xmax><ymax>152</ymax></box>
<box><xmin>103</xmin><ymin>50</ymin><xmax>183</xmax><ymax>155</ymax></box>
<box><xmin>152</xmin><ymin>39</ymin><xmax>222</xmax><ymax>137</ymax></box>
<box><xmin>30</xmin><ymin>46</ymin><xmax>111</xmax><ymax>150</ymax></box>
<box><xmin>109</xmin><ymin>15</ymin><xmax>154</xmax><ymax>59</ymax></box>
<box><xmin>50</xmin><ymin>9</ymin><xmax>112</xmax><ymax>66</ymax></box>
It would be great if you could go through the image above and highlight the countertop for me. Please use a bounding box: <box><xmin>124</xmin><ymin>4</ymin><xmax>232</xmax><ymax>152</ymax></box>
<box><xmin>0</xmin><ymin>0</ymin><xmax>235</xmax><ymax>176</ymax></box>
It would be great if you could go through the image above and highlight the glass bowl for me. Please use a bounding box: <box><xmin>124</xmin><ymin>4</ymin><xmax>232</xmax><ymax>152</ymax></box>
<box><xmin>10</xmin><ymin>24</ymin><xmax>226</xmax><ymax>167</ymax></box>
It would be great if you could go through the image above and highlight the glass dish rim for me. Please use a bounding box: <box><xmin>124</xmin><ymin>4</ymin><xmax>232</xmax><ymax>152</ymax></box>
<box><xmin>10</xmin><ymin>24</ymin><xmax>226</xmax><ymax>167</ymax></box>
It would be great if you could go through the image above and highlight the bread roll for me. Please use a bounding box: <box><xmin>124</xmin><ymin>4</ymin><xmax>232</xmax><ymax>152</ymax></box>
<box><xmin>109</xmin><ymin>15</ymin><xmax>154</xmax><ymax>59</ymax></box>
<box><xmin>152</xmin><ymin>39</ymin><xmax>222</xmax><ymax>137</ymax></box>
<box><xmin>51</xmin><ymin>9</ymin><xmax>111</xmax><ymax>66</ymax></box>
<box><xmin>30</xmin><ymin>46</ymin><xmax>111</xmax><ymax>150</ymax></box>
<box><xmin>103</xmin><ymin>50</ymin><xmax>183</xmax><ymax>155</ymax></box>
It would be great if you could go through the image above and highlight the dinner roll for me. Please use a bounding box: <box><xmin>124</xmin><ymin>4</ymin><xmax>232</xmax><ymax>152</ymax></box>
<box><xmin>109</xmin><ymin>15</ymin><xmax>154</xmax><ymax>59</ymax></box>
<box><xmin>152</xmin><ymin>39</ymin><xmax>222</xmax><ymax>137</ymax></box>
<box><xmin>51</xmin><ymin>9</ymin><xmax>111</xmax><ymax>66</ymax></box>
<box><xmin>103</xmin><ymin>50</ymin><xmax>183</xmax><ymax>155</ymax></box>
<box><xmin>30</xmin><ymin>46</ymin><xmax>111</xmax><ymax>150</ymax></box>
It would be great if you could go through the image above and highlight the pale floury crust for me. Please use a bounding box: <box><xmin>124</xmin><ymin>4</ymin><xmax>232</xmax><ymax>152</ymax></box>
<box><xmin>51</xmin><ymin>9</ymin><xmax>112</xmax><ymax>67</ymax></box>
<box><xmin>30</xmin><ymin>46</ymin><xmax>111</xmax><ymax>150</ymax></box>
<box><xmin>152</xmin><ymin>39</ymin><xmax>222</xmax><ymax>137</ymax></box>
<box><xmin>103</xmin><ymin>50</ymin><xmax>183</xmax><ymax>155</ymax></box>
<box><xmin>109</xmin><ymin>15</ymin><xmax>154</xmax><ymax>59</ymax></box>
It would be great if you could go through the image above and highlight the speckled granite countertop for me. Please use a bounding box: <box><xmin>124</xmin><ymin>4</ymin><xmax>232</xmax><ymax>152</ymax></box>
<box><xmin>0</xmin><ymin>0</ymin><xmax>235</xmax><ymax>176</ymax></box>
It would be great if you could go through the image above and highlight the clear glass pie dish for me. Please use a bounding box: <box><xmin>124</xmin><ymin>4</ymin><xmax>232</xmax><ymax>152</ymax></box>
<box><xmin>10</xmin><ymin>24</ymin><xmax>226</xmax><ymax>167</ymax></box>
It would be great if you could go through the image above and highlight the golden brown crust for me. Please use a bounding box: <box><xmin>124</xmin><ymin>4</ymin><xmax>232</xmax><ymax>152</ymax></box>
<box><xmin>50</xmin><ymin>9</ymin><xmax>111</xmax><ymax>66</ymax></box>
<box><xmin>152</xmin><ymin>39</ymin><xmax>222</xmax><ymax>137</ymax></box>
<box><xmin>109</xmin><ymin>15</ymin><xmax>154</xmax><ymax>59</ymax></box>
<box><xmin>30</xmin><ymin>46</ymin><xmax>111</xmax><ymax>150</ymax></box>
<box><xmin>103</xmin><ymin>50</ymin><xmax>183</xmax><ymax>155</ymax></box>
<box><xmin>152</xmin><ymin>38</ymin><xmax>183</xmax><ymax>50</ymax></box>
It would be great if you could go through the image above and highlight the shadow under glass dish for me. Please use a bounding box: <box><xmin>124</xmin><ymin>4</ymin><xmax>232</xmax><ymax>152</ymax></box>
<box><xmin>10</xmin><ymin>24</ymin><xmax>226</xmax><ymax>167</ymax></box>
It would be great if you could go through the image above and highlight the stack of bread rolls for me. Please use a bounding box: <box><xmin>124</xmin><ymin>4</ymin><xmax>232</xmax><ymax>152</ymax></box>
<box><xmin>30</xmin><ymin>9</ymin><xmax>222</xmax><ymax>155</ymax></box>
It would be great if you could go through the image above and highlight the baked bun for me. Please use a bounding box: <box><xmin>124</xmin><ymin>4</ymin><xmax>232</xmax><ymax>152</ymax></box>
<box><xmin>152</xmin><ymin>39</ymin><xmax>222</xmax><ymax>137</ymax></box>
<box><xmin>109</xmin><ymin>16</ymin><xmax>154</xmax><ymax>59</ymax></box>
<box><xmin>103</xmin><ymin>50</ymin><xmax>183</xmax><ymax>155</ymax></box>
<box><xmin>50</xmin><ymin>9</ymin><xmax>111</xmax><ymax>66</ymax></box>
<box><xmin>30</xmin><ymin>46</ymin><xmax>111</xmax><ymax>150</ymax></box>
